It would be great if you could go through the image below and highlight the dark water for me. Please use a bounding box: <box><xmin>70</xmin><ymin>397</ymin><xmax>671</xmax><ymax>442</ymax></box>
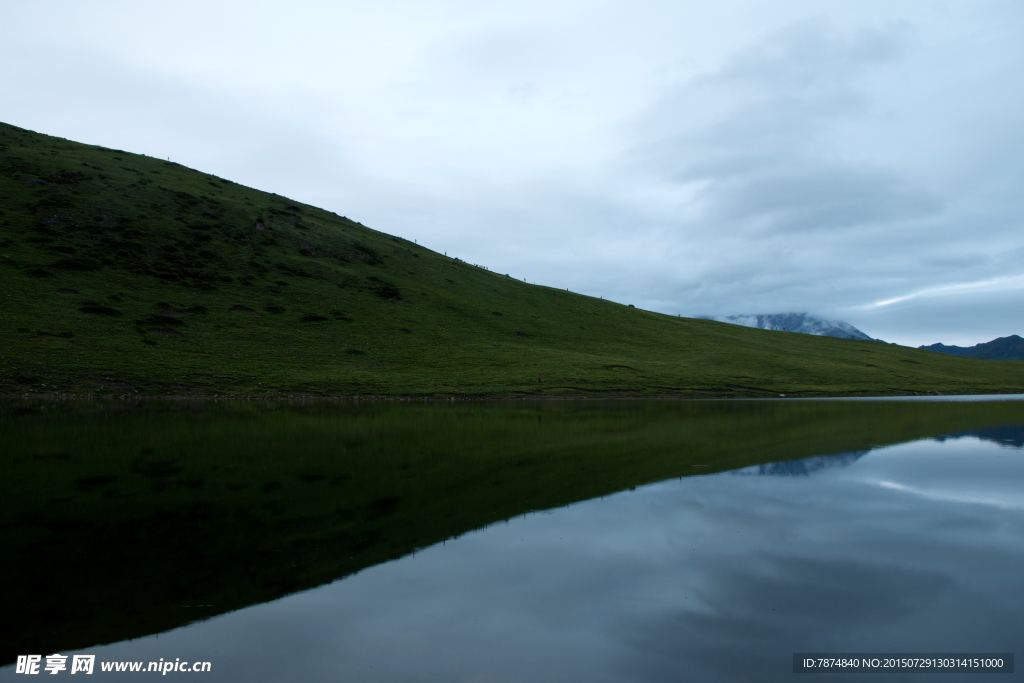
<box><xmin>2</xmin><ymin>397</ymin><xmax>1023</xmax><ymax>681</ymax></box>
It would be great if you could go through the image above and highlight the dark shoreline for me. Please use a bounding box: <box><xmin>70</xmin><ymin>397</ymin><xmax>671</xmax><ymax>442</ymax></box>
<box><xmin>4</xmin><ymin>391</ymin><xmax>1024</xmax><ymax>402</ymax></box>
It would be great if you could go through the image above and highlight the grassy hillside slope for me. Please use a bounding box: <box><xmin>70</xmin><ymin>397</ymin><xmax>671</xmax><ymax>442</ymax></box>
<box><xmin>2</xmin><ymin>121</ymin><xmax>1022</xmax><ymax>397</ymax></box>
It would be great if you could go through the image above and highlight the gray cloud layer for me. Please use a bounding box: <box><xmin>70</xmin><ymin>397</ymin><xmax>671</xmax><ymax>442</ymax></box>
<box><xmin>2</xmin><ymin>1</ymin><xmax>1022</xmax><ymax>345</ymax></box>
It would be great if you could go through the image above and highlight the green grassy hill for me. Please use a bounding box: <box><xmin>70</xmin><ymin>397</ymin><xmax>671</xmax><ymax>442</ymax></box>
<box><xmin>2</xmin><ymin>121</ymin><xmax>1022</xmax><ymax>397</ymax></box>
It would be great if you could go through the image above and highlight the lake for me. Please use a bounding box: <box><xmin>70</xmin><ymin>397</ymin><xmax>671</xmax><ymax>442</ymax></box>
<box><xmin>2</xmin><ymin>397</ymin><xmax>1022</xmax><ymax>681</ymax></box>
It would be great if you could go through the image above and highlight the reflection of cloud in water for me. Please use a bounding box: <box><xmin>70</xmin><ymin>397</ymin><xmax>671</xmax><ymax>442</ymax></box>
<box><xmin>732</xmin><ymin>450</ymin><xmax>868</xmax><ymax>476</ymax></box>
<box><xmin>621</xmin><ymin>557</ymin><xmax>953</xmax><ymax>683</ymax></box>
<box><xmin>872</xmin><ymin>479</ymin><xmax>1024</xmax><ymax>511</ymax></box>
<box><xmin>934</xmin><ymin>425</ymin><xmax>1024</xmax><ymax>449</ymax></box>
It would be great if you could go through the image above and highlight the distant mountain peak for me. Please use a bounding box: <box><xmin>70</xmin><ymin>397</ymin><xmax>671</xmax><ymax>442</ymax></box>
<box><xmin>703</xmin><ymin>313</ymin><xmax>875</xmax><ymax>341</ymax></box>
<box><xmin>919</xmin><ymin>335</ymin><xmax>1024</xmax><ymax>361</ymax></box>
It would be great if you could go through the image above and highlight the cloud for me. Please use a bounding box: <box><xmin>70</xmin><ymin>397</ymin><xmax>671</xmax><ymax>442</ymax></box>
<box><xmin>842</xmin><ymin>286</ymin><xmax>1024</xmax><ymax>347</ymax></box>
<box><xmin>628</xmin><ymin>20</ymin><xmax>940</xmax><ymax>239</ymax></box>
<box><xmin>865</xmin><ymin>272</ymin><xmax>1024</xmax><ymax>309</ymax></box>
<box><xmin>591</xmin><ymin>13</ymin><xmax>1024</xmax><ymax>345</ymax></box>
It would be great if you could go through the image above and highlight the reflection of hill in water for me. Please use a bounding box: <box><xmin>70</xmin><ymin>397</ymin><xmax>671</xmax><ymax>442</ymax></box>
<box><xmin>733</xmin><ymin>451</ymin><xmax>869</xmax><ymax>476</ymax></box>
<box><xmin>734</xmin><ymin>424</ymin><xmax>1024</xmax><ymax>479</ymax></box>
<box><xmin>934</xmin><ymin>425</ymin><xmax>1024</xmax><ymax>449</ymax></box>
<box><xmin>735</xmin><ymin>424</ymin><xmax>1024</xmax><ymax>478</ymax></box>
<box><xmin>4</xmin><ymin>399</ymin><xmax>1024</xmax><ymax>663</ymax></box>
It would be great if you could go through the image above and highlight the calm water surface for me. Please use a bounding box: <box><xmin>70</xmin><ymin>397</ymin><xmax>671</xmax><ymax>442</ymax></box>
<box><xmin>3</xmin><ymin>398</ymin><xmax>1022</xmax><ymax>681</ymax></box>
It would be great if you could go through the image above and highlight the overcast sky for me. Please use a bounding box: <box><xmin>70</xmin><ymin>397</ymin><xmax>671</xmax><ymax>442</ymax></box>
<box><xmin>3</xmin><ymin>1</ymin><xmax>1022</xmax><ymax>345</ymax></box>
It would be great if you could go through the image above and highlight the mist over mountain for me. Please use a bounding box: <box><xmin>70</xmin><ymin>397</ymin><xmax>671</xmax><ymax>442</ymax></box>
<box><xmin>919</xmin><ymin>335</ymin><xmax>1024</xmax><ymax>361</ymax></box>
<box><xmin>702</xmin><ymin>313</ymin><xmax>875</xmax><ymax>341</ymax></box>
